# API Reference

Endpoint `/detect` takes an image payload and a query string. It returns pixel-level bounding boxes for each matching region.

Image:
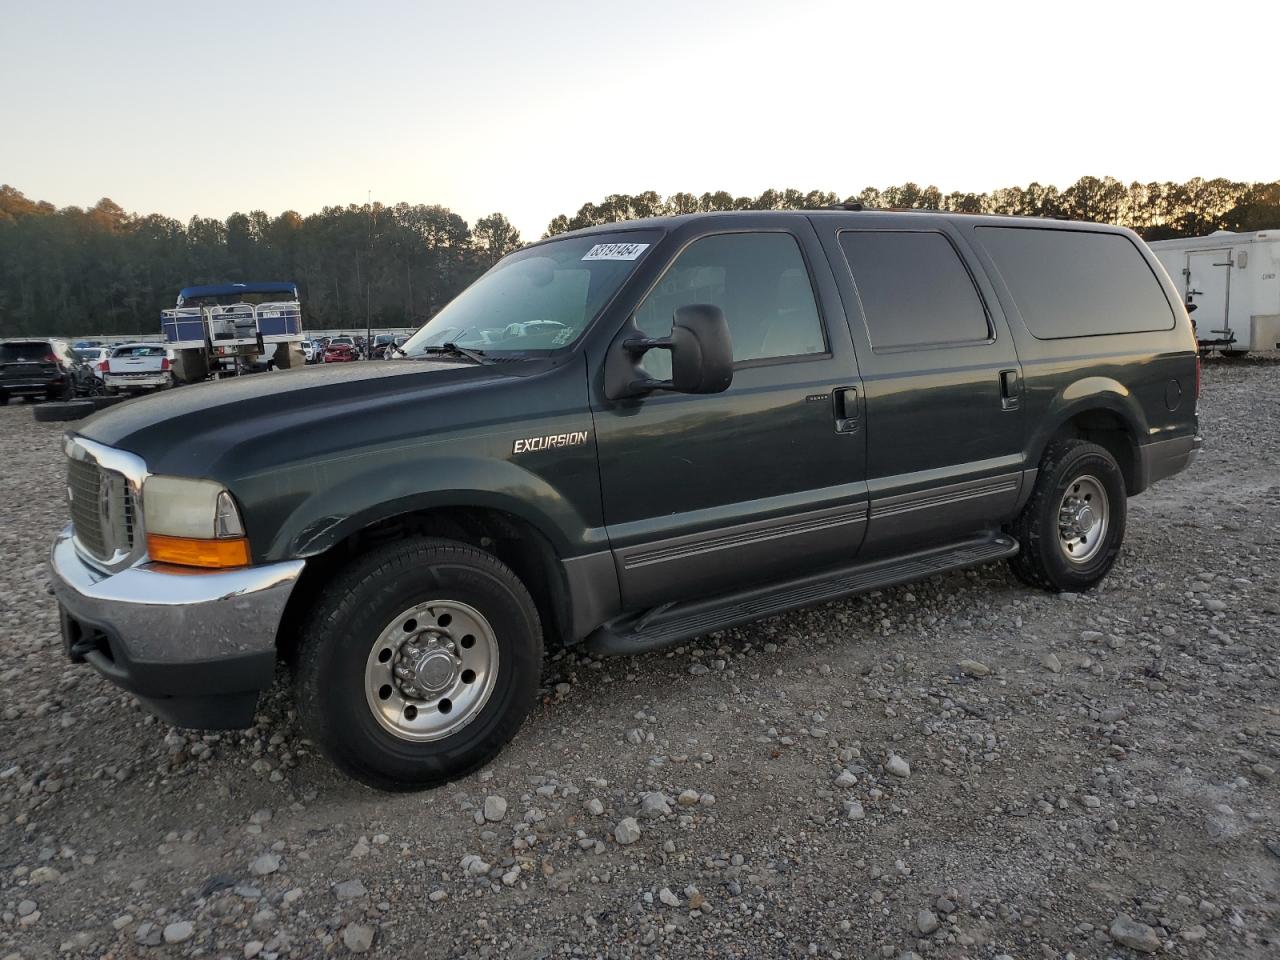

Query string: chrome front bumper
[49,525,305,727]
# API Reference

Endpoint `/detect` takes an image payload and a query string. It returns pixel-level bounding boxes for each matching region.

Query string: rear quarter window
[976,227,1175,339]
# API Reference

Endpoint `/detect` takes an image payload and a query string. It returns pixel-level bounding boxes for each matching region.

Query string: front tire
[294,537,542,791]
[1008,440,1127,592]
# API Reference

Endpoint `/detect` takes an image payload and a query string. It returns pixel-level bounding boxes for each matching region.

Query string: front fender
[243,454,603,564]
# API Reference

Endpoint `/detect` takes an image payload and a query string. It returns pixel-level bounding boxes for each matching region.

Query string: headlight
[142,476,250,568]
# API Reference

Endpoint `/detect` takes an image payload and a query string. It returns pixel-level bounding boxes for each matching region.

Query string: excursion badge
[512,431,589,454]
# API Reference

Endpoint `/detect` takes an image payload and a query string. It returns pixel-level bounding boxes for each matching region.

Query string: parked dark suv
[48,210,1200,789]
[1,338,81,403]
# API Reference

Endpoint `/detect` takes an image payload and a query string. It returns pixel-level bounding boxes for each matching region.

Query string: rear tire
[1008,439,1126,592]
[293,537,543,791]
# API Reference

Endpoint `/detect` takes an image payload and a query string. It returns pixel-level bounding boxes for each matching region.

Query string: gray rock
[615,817,642,845]
[1042,652,1062,673]
[640,791,672,817]
[162,921,194,944]
[957,658,990,677]
[1109,914,1160,953]
[658,886,680,906]
[249,853,280,876]
[28,865,61,884]
[885,754,911,778]
[333,879,368,900]
[585,798,605,816]
[917,908,940,934]
[342,923,376,953]
[483,795,508,822]
[844,800,866,820]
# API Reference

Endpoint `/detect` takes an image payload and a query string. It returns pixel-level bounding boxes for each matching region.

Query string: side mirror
[605,304,734,400]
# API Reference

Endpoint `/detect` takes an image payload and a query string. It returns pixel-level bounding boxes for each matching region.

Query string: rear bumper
[1138,433,1202,490]
[49,525,304,728]
[104,374,169,389]
[1,378,60,394]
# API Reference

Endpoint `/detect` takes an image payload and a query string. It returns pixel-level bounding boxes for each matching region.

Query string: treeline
[3,176,1278,338]
[544,176,1280,240]
[0,185,521,337]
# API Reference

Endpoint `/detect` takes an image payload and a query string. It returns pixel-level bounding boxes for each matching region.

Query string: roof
[177,282,298,304]
[541,208,1123,244]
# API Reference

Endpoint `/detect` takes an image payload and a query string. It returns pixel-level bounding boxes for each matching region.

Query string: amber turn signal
[146,534,251,569]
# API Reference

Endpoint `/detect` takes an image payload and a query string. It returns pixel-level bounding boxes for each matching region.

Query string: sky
[3,0,1277,240]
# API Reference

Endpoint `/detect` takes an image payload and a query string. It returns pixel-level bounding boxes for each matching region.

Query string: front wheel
[1008,439,1127,592]
[293,537,543,791]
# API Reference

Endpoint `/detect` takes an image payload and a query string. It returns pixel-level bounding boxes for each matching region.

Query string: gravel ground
[1,361,1278,960]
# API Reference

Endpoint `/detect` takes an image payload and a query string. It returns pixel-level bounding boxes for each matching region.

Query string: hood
[75,359,522,477]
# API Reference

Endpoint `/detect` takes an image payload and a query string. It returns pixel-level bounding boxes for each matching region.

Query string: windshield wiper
[414,342,491,365]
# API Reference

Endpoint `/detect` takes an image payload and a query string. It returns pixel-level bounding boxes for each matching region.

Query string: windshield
[401,230,661,357]
[112,345,166,358]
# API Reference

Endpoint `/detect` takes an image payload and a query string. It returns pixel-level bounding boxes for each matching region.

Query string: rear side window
[839,232,990,350]
[976,227,1176,339]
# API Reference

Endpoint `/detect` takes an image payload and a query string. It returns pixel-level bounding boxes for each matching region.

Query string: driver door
[590,221,869,610]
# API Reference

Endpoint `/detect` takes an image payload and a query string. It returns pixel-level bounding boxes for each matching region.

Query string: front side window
[840,231,990,350]
[401,230,661,358]
[634,232,826,379]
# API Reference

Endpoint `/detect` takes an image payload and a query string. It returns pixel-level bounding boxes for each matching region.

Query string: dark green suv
[49,210,1201,790]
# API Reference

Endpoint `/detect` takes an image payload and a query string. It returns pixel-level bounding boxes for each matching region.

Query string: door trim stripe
[619,504,869,570]
[871,473,1021,518]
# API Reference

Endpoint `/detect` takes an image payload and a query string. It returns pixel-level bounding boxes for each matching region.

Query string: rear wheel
[293,537,542,791]
[1008,439,1126,592]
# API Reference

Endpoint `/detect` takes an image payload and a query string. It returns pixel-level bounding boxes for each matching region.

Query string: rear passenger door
[815,220,1025,557]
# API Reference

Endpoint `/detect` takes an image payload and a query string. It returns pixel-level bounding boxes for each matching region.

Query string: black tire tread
[33,400,95,422]
[1008,439,1124,593]
[294,536,542,791]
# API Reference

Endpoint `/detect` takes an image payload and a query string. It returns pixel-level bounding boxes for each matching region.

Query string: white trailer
[1149,230,1280,354]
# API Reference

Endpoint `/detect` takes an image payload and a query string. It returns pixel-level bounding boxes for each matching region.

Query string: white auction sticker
[582,242,650,261]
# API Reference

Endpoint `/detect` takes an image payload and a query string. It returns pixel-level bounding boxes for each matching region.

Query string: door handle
[833,386,859,432]
[999,369,1020,410]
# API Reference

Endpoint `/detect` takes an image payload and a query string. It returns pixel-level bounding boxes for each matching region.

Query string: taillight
[101,360,111,373]
[44,353,58,363]
[161,357,171,371]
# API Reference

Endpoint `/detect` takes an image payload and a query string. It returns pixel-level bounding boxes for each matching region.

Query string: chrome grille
[66,456,135,563]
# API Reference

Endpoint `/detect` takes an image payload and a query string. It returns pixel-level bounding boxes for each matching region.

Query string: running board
[585,533,1018,656]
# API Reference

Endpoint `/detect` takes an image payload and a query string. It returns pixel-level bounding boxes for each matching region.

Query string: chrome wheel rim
[363,600,499,742]
[1057,475,1109,564]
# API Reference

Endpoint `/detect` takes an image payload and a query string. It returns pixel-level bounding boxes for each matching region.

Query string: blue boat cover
[177,282,298,305]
